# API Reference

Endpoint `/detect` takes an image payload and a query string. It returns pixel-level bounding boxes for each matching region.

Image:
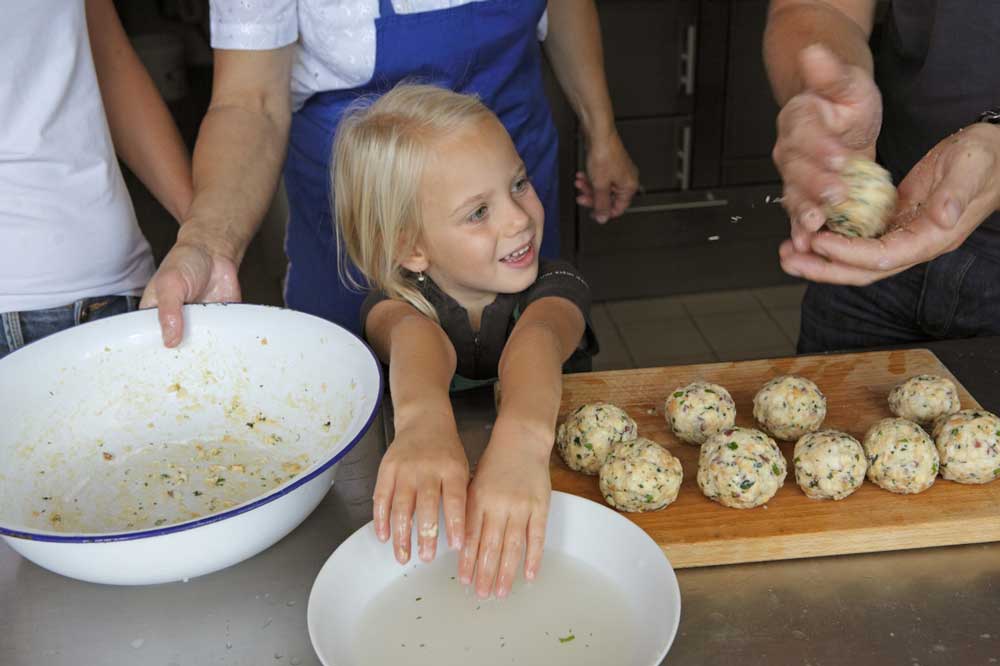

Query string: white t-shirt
[0,0,154,314]
[210,0,547,110]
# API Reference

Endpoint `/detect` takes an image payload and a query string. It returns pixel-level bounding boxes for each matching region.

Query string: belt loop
[1,311,25,351]
[73,298,87,326]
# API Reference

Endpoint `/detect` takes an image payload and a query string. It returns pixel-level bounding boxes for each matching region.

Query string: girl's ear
[399,242,430,274]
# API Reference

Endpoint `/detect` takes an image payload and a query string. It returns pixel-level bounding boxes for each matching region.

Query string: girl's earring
[417,271,426,283]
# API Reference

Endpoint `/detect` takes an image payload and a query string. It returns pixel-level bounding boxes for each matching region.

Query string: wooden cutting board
[551,349,1000,568]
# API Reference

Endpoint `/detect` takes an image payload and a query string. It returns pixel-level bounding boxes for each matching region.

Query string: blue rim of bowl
[0,303,385,544]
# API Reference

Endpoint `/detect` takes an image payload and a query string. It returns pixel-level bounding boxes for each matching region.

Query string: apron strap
[378,0,397,18]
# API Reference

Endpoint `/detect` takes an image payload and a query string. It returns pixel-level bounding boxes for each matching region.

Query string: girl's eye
[468,204,488,223]
[512,177,530,194]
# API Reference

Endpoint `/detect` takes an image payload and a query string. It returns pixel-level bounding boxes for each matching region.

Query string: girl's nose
[504,200,532,236]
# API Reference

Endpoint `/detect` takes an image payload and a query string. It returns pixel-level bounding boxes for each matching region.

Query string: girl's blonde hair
[332,83,494,322]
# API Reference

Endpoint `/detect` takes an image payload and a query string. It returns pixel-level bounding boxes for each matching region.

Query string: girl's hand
[373,413,469,565]
[458,418,552,599]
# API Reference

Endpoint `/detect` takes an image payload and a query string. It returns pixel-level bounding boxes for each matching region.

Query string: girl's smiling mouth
[499,241,536,266]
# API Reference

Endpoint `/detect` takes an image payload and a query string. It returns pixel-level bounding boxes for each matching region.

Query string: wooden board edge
[663,519,1000,569]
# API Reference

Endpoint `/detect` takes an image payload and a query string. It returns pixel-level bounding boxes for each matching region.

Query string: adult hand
[458,418,551,599]
[139,235,241,348]
[773,44,883,252]
[779,123,1000,285]
[372,413,469,566]
[573,129,639,223]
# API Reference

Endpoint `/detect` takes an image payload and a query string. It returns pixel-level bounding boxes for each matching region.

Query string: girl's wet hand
[458,424,552,599]
[372,417,469,565]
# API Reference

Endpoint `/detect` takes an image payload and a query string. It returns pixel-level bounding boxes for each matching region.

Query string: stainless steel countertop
[3,353,1000,666]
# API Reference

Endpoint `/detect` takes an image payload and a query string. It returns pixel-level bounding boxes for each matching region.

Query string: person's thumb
[799,44,867,106]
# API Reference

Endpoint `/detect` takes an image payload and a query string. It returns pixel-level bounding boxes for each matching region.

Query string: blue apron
[283,0,560,334]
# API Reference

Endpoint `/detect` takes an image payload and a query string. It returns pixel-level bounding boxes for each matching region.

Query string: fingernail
[460,574,472,585]
[450,535,462,551]
[945,198,962,227]
[525,568,535,581]
[596,214,608,224]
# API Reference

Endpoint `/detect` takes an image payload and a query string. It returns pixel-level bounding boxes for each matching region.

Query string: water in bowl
[353,549,640,665]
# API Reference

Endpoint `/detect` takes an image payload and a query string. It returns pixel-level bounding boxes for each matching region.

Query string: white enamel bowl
[0,304,382,585]
[308,491,681,666]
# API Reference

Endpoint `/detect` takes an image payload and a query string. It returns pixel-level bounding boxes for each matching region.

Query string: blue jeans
[0,295,139,360]
[798,248,1000,353]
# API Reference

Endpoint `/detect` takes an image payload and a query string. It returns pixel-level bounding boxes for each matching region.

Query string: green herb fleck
[727,442,738,450]
[673,392,684,398]
[584,443,593,450]
[559,634,576,644]
[739,479,755,490]
[772,464,781,475]
[645,494,654,502]
[215,477,226,487]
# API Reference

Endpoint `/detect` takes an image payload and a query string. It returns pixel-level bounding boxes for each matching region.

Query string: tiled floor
[591,284,806,371]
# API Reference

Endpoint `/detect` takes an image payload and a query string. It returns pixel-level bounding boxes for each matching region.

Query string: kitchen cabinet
[548,0,795,300]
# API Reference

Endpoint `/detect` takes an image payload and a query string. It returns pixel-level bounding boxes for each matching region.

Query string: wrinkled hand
[773,44,883,252]
[459,419,552,599]
[372,414,469,565]
[574,129,640,223]
[140,239,241,347]
[780,123,1000,285]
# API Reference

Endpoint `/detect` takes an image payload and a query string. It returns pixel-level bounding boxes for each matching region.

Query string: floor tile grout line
[600,303,639,369]
[753,291,799,348]
[678,301,721,362]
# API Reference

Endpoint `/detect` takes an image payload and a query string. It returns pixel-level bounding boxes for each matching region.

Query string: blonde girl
[333,84,596,599]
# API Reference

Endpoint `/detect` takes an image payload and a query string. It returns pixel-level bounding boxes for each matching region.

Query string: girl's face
[410,115,544,313]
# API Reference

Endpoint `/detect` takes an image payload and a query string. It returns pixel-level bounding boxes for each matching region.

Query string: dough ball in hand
[863,417,938,494]
[932,409,1000,485]
[697,427,787,509]
[888,374,960,424]
[753,375,827,441]
[793,430,866,500]
[556,402,638,475]
[824,157,897,239]
[599,437,683,512]
[664,381,737,445]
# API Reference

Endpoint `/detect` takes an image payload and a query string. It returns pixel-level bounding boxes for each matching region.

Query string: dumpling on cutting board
[556,403,637,475]
[599,437,683,512]
[888,374,960,424]
[793,429,866,500]
[664,381,736,445]
[931,409,1000,485]
[697,427,787,509]
[823,156,897,238]
[753,375,827,441]
[863,417,938,494]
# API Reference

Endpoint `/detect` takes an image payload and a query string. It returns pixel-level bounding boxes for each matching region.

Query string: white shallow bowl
[0,304,381,585]
[308,491,681,666]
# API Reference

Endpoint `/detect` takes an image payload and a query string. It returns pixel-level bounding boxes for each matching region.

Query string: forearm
[176,100,290,263]
[543,0,616,143]
[86,0,192,221]
[764,0,876,105]
[494,321,567,461]
[385,315,458,433]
